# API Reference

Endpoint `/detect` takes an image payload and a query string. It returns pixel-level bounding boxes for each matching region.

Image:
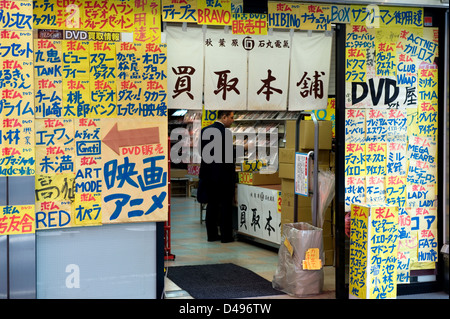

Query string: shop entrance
[164,196,336,299]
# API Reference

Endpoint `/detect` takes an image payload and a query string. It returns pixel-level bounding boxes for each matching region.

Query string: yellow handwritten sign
[232,13,267,35]
[0,205,35,235]
[197,0,232,25]
[133,0,161,43]
[349,203,369,299]
[267,1,301,29]
[365,142,386,176]
[302,248,322,270]
[299,4,331,31]
[74,192,102,226]
[162,0,197,23]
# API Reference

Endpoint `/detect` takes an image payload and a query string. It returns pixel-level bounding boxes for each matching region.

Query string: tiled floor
[163,196,336,299]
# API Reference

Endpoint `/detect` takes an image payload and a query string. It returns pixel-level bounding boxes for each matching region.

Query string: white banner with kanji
[288,31,332,110]
[237,184,281,244]
[204,27,247,110]
[247,30,291,110]
[166,25,204,110]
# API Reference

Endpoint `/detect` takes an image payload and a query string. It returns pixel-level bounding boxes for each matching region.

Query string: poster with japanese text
[0,0,33,30]
[231,13,267,35]
[197,0,232,25]
[74,118,102,226]
[288,31,332,110]
[89,41,116,118]
[34,39,63,118]
[0,205,35,235]
[101,117,168,224]
[116,42,144,117]
[162,0,198,23]
[349,203,398,299]
[166,25,204,110]
[1,118,35,176]
[368,204,398,299]
[268,2,346,30]
[33,0,161,43]
[349,203,369,299]
[298,4,331,31]
[132,0,161,43]
[267,1,301,29]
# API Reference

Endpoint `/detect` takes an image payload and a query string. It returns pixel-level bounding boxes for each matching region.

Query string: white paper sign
[294,152,312,196]
[247,30,291,110]
[167,25,204,110]
[204,27,247,110]
[288,31,332,110]
[237,184,281,244]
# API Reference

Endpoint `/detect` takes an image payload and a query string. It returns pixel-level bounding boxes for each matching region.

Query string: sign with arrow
[101,118,168,224]
[102,122,160,155]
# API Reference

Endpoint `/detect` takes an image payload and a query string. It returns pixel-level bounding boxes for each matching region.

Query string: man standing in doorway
[198,111,236,243]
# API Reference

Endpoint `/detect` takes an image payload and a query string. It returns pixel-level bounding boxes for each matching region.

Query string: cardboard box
[323,235,334,250]
[238,172,281,186]
[281,204,313,223]
[281,178,312,207]
[330,151,335,168]
[278,153,331,181]
[300,120,332,150]
[279,147,294,164]
[285,120,332,150]
[278,162,294,179]
[170,169,188,178]
[324,250,334,266]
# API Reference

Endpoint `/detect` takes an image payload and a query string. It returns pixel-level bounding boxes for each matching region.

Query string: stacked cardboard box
[279,120,335,265]
[238,171,281,186]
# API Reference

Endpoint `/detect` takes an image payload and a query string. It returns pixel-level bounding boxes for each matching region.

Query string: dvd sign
[65,30,88,40]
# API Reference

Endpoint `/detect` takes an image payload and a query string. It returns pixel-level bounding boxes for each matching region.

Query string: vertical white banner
[288,31,332,110]
[247,30,290,110]
[167,25,204,110]
[204,27,247,110]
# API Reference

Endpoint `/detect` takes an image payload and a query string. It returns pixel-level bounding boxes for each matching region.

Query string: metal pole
[294,111,319,227]
[311,112,319,227]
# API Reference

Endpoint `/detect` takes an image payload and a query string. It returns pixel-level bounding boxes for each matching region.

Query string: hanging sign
[294,151,312,196]
[288,31,332,110]
[197,0,232,25]
[247,30,290,110]
[231,13,267,35]
[167,25,204,110]
[203,27,247,110]
[162,0,197,23]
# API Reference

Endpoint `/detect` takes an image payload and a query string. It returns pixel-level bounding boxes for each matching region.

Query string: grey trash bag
[272,222,324,297]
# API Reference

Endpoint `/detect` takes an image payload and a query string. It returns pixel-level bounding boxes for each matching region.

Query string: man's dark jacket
[198,121,235,203]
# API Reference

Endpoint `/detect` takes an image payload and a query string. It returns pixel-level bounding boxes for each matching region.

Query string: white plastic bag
[316,170,335,228]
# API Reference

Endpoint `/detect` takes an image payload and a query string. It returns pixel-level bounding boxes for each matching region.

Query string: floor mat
[167,263,284,299]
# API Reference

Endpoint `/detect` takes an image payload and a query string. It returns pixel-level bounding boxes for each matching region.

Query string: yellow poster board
[0,205,35,235]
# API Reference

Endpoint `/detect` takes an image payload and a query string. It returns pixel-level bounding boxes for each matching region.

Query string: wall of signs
[1,0,168,236]
[344,7,440,286]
